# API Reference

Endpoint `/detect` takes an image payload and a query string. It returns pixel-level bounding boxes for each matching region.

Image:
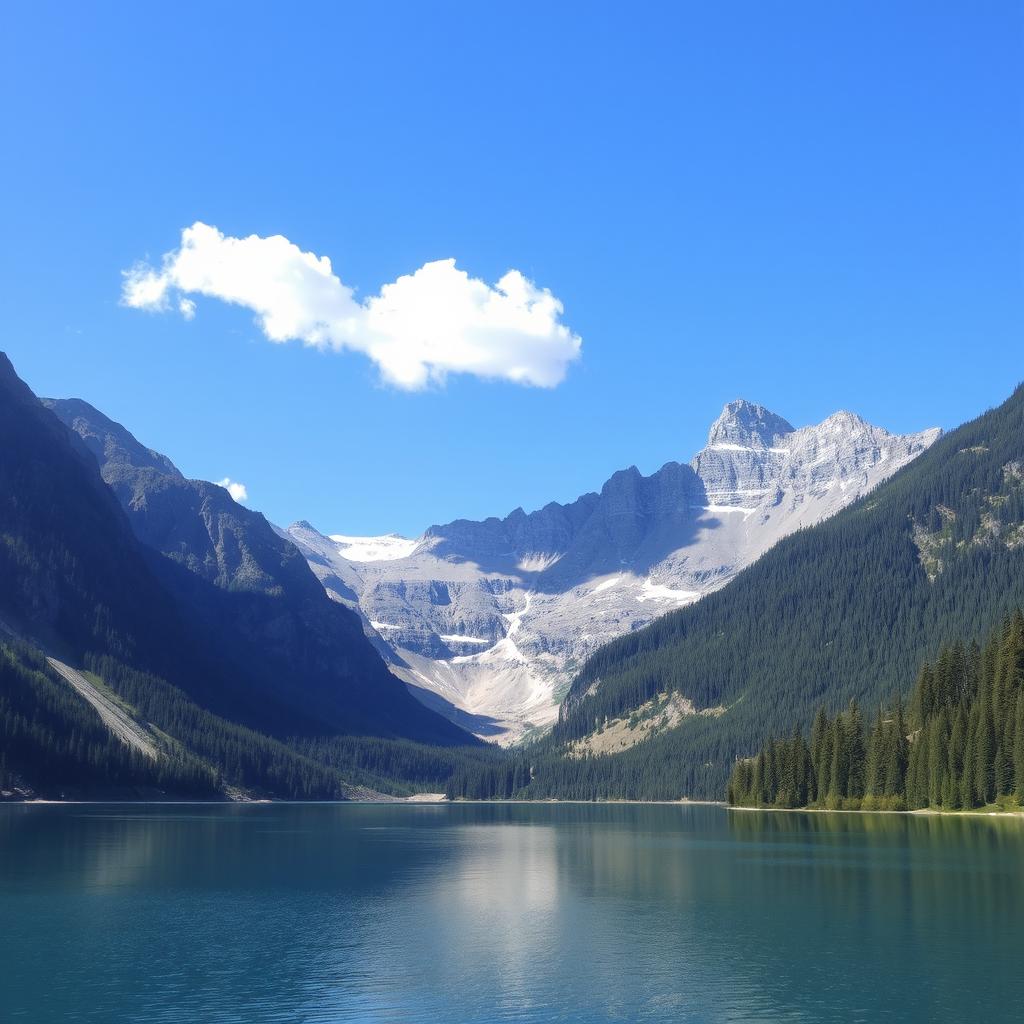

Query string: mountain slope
[505,383,1024,799]
[44,396,472,747]
[0,351,486,798]
[288,401,938,741]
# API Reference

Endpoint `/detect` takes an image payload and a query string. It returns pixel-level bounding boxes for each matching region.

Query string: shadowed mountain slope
[42,394,473,747]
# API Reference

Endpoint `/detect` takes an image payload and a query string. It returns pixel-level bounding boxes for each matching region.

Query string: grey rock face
[288,402,941,744]
[44,398,308,595]
[707,399,795,449]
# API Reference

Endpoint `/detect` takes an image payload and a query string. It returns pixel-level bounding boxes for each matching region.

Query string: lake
[0,802,1020,1022]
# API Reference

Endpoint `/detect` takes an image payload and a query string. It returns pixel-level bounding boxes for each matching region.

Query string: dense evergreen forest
[729,611,1024,811]
[0,643,216,798]
[0,638,496,801]
[295,735,505,795]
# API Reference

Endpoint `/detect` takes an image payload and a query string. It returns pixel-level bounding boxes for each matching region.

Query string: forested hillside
[0,352,482,799]
[0,637,497,800]
[729,610,1024,811]
[0,641,215,798]
[449,383,1024,801]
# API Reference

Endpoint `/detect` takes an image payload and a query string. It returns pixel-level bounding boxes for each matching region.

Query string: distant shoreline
[10,798,1022,817]
[729,804,1024,819]
[3,797,729,807]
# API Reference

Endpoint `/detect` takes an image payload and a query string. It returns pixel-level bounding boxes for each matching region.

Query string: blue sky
[2,2,1021,536]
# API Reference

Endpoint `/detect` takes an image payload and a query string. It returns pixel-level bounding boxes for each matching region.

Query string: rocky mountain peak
[41,398,183,480]
[707,400,795,450]
[815,409,872,436]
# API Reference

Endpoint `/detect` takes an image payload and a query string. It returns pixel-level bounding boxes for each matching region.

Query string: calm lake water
[1,802,1021,1023]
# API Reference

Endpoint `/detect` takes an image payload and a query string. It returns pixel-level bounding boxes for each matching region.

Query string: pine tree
[828,716,848,804]
[946,708,967,809]
[865,706,884,798]
[809,707,829,804]
[1014,692,1024,804]
[906,724,928,809]
[845,701,866,800]
[974,690,995,806]
[884,699,910,797]
[927,713,949,808]
[750,751,764,807]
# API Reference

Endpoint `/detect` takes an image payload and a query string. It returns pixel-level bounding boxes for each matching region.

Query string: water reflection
[1,803,1021,1023]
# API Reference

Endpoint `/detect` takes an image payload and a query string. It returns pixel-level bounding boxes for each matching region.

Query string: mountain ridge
[287,398,940,742]
[42,393,474,747]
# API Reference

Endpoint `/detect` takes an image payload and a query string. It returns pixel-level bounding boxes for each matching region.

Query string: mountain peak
[817,409,872,434]
[707,400,794,450]
[43,397,184,480]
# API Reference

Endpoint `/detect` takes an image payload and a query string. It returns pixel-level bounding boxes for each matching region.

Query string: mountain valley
[287,401,940,742]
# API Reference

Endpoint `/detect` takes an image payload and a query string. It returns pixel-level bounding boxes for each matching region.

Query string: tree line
[729,610,1024,810]
[538,382,1024,800]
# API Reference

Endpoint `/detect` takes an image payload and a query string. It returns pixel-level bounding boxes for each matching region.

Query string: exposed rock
[288,401,941,744]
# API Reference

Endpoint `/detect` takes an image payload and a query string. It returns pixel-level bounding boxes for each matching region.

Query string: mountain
[0,352,486,799]
[43,396,472,747]
[287,401,940,742]
[0,354,185,670]
[468,382,1024,801]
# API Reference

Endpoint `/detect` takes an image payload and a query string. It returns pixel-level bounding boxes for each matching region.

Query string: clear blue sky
[2,2,1021,536]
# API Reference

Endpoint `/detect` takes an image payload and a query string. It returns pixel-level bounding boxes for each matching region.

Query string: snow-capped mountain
[286,401,941,743]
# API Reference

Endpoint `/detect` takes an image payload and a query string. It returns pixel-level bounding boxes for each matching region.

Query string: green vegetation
[729,610,1024,811]
[0,352,485,799]
[83,652,380,799]
[0,642,215,797]
[549,385,1024,800]
[0,634,506,801]
[298,735,507,797]
[449,384,1024,802]
[446,752,532,800]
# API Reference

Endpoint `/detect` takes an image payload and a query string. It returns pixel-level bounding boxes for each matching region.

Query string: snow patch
[591,576,622,594]
[701,505,758,515]
[707,444,790,455]
[517,552,563,572]
[330,533,420,562]
[636,580,701,604]
[440,634,490,645]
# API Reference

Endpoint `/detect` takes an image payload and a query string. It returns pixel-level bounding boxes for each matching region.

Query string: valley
[288,401,939,741]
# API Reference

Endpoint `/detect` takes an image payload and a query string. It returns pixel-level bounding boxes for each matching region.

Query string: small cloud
[121,222,582,390]
[216,477,248,502]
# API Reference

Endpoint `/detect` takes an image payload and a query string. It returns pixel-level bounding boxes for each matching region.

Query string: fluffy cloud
[122,222,582,389]
[216,477,248,502]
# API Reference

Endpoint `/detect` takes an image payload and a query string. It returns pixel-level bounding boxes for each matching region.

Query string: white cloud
[121,222,582,389]
[215,477,248,502]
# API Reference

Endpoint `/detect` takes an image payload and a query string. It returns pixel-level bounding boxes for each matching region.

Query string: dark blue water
[0,802,1020,1023]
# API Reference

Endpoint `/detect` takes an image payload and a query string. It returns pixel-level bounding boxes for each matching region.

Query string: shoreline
[729,804,1024,819]
[7,798,1021,817]
[3,797,728,807]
